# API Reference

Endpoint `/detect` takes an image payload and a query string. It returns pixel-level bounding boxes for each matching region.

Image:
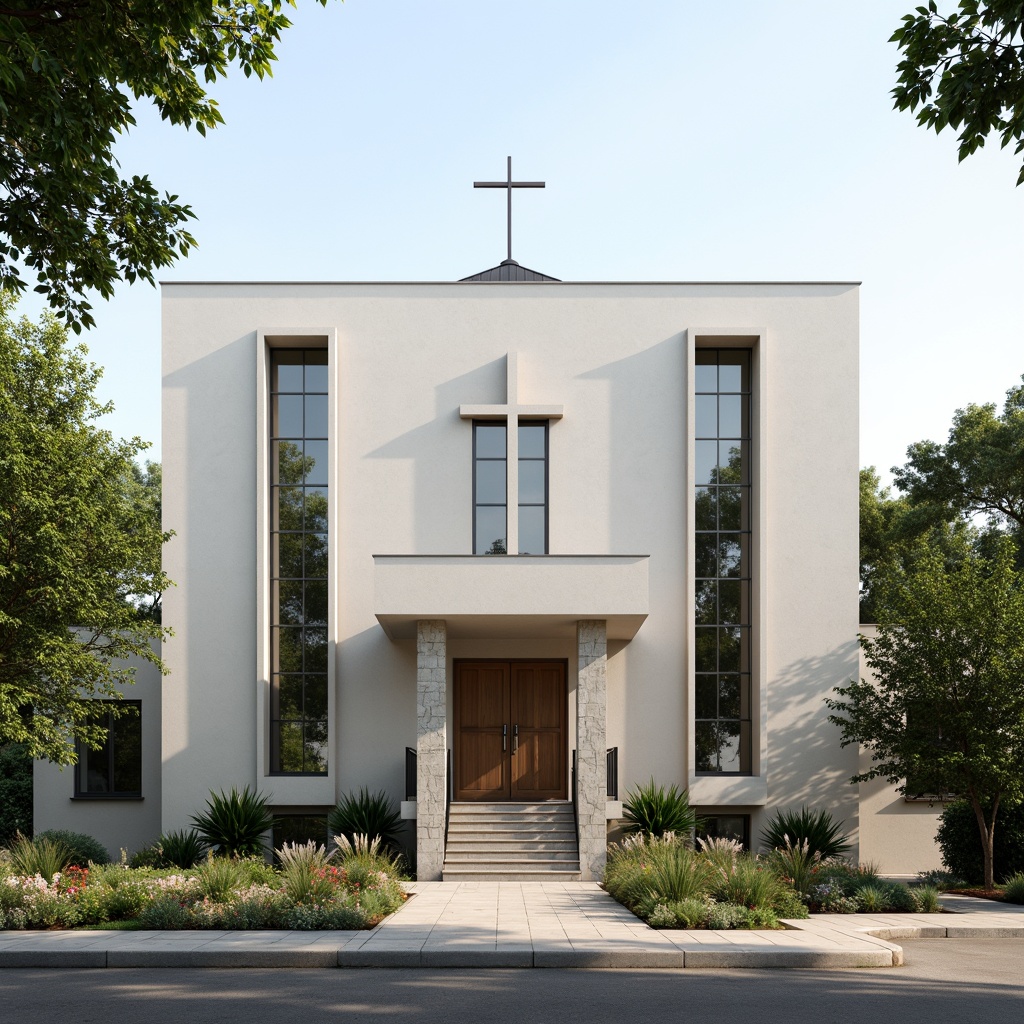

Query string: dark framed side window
[74,702,142,798]
[473,422,507,554]
[697,814,751,850]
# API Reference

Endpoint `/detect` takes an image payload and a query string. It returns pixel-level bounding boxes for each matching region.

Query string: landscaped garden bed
[0,787,409,931]
[603,790,945,930]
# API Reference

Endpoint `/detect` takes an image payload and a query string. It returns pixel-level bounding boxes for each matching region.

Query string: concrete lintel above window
[459,404,563,420]
[688,774,767,807]
[373,554,649,641]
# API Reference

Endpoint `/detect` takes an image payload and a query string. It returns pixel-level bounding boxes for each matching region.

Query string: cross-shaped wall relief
[460,353,563,555]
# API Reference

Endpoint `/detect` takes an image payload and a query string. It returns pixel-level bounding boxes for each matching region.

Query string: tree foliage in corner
[829,542,1024,889]
[891,2,1024,185]
[0,297,171,764]
[0,1,330,331]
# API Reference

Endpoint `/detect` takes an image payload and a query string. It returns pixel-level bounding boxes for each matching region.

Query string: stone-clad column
[576,619,607,881]
[416,619,448,881]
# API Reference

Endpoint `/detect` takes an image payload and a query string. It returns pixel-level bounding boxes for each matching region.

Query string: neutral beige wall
[161,282,860,838]
[856,624,943,874]
[33,651,163,861]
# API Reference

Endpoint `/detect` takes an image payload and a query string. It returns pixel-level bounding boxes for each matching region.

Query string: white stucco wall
[159,280,860,845]
[33,650,163,861]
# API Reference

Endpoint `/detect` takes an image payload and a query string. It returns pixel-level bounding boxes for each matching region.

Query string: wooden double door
[453,661,568,801]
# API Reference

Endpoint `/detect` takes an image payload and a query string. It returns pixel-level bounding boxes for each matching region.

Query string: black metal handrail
[606,747,619,800]
[405,747,416,801]
[444,748,452,843]
[570,749,579,850]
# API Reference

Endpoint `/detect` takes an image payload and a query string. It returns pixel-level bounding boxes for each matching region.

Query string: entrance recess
[454,661,567,801]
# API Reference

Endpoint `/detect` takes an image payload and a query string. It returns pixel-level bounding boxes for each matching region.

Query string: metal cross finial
[474,156,545,263]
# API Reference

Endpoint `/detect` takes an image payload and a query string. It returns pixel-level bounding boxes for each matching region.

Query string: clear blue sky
[16,1,1024,483]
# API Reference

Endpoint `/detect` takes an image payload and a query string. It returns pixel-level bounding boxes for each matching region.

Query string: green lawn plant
[190,786,273,858]
[1003,873,1024,904]
[621,778,700,839]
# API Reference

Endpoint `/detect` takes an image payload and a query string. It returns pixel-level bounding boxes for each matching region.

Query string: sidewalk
[1,884,1022,970]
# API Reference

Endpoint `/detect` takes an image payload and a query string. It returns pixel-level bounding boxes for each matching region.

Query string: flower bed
[603,835,943,929]
[0,840,408,931]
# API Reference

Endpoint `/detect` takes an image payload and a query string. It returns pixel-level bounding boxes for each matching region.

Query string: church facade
[33,265,944,877]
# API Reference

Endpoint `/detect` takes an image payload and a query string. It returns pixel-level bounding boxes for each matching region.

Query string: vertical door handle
[502,724,507,751]
[512,724,519,754]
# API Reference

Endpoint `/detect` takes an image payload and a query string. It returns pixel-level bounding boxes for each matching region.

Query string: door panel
[454,661,566,802]
[511,663,567,800]
[454,663,510,800]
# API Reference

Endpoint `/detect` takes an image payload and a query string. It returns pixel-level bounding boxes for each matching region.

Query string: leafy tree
[0,297,171,764]
[891,2,1024,185]
[892,375,1024,546]
[0,1,330,331]
[0,742,32,843]
[828,542,1024,889]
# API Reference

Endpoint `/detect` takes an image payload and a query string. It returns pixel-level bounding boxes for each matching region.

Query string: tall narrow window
[518,422,548,554]
[694,349,752,774]
[474,423,507,554]
[270,349,328,774]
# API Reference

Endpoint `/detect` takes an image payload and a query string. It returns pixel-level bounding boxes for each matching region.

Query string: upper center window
[473,421,548,555]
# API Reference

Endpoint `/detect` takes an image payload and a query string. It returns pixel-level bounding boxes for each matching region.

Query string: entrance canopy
[373,554,649,641]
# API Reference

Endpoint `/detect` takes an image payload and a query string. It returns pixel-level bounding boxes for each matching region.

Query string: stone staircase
[442,801,581,880]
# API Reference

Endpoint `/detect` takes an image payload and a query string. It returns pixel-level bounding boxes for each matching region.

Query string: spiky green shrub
[712,855,790,911]
[6,834,72,880]
[913,884,942,912]
[767,837,823,897]
[696,835,742,875]
[621,779,700,839]
[34,830,110,866]
[1003,872,1024,904]
[884,882,919,913]
[278,841,337,904]
[158,829,206,868]
[759,807,852,860]
[194,853,247,902]
[855,884,888,912]
[327,789,403,850]
[190,786,273,857]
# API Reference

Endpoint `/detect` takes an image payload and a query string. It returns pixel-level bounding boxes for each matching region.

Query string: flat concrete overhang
[373,554,649,641]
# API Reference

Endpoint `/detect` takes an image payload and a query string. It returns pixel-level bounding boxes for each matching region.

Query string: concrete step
[445,839,578,853]
[447,820,575,833]
[444,850,580,862]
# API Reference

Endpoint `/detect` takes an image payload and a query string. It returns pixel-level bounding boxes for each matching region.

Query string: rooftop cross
[474,156,545,264]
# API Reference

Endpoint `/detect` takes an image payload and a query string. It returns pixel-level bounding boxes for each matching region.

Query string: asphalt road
[1,939,1021,1024]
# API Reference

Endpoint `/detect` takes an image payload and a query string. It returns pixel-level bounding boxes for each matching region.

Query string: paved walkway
[1,885,1022,970]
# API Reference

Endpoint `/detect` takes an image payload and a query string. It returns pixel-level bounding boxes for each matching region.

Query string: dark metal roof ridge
[162,279,863,286]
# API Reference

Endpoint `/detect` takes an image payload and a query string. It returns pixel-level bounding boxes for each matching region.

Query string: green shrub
[913,884,942,912]
[6,834,72,880]
[128,846,163,869]
[621,779,700,839]
[767,838,823,897]
[668,897,710,928]
[158,829,206,868]
[773,888,810,919]
[278,841,337,904]
[645,903,677,928]
[604,834,715,911]
[706,902,750,929]
[327,789,403,850]
[711,855,789,912]
[190,786,273,858]
[137,895,193,930]
[34,830,110,867]
[854,883,888,912]
[936,800,1024,885]
[807,879,860,913]
[1003,872,1024,904]
[0,744,33,845]
[884,882,919,913]
[916,868,968,889]
[759,807,852,859]
[194,853,247,902]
